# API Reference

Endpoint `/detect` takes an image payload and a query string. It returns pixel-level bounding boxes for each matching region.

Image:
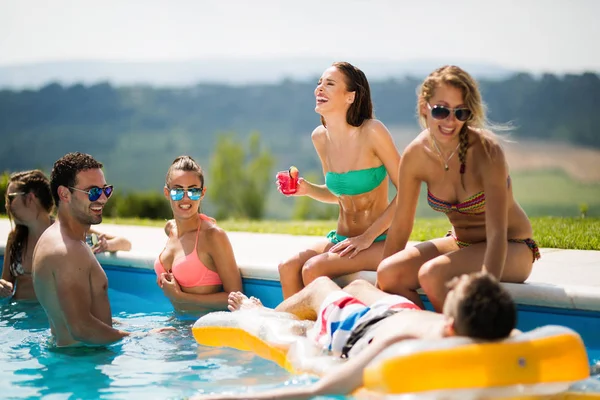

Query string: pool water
[0,262,599,399]
[0,295,318,400]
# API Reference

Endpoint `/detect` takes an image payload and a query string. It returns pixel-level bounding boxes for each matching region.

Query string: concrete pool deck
[1,219,599,312]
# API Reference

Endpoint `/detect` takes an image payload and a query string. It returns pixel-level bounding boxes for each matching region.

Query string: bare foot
[149,326,177,334]
[227,292,263,312]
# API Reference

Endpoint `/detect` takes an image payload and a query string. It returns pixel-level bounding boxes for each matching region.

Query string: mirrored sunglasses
[169,187,203,201]
[69,185,114,202]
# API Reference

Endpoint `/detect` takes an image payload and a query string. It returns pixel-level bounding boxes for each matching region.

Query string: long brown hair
[321,61,373,128]
[5,170,54,272]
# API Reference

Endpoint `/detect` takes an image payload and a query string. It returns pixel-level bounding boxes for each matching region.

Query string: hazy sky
[1,0,599,73]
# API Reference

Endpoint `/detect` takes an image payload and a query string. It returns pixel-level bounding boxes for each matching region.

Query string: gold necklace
[431,136,460,171]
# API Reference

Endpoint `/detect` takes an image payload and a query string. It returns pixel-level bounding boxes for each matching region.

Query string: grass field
[510,170,600,217]
[99,216,600,251]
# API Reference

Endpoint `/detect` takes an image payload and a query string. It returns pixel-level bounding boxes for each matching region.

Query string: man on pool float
[194,272,516,399]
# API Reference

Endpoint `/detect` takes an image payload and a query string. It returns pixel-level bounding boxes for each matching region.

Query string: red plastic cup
[277,169,298,195]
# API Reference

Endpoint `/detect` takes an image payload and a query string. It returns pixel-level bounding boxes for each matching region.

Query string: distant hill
[0,72,599,218]
[0,58,516,89]
[1,72,598,203]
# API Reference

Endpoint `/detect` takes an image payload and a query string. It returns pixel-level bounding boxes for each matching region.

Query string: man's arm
[192,335,413,400]
[310,334,413,397]
[52,252,129,345]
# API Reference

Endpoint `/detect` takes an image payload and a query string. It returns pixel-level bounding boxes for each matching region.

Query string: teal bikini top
[325,164,387,196]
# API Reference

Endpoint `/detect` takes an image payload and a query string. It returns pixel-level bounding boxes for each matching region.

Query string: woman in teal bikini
[377,65,539,312]
[277,61,401,299]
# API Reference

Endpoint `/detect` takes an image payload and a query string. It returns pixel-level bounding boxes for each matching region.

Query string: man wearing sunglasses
[32,152,132,346]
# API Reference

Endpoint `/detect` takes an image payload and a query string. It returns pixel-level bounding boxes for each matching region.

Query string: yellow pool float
[192,311,594,398]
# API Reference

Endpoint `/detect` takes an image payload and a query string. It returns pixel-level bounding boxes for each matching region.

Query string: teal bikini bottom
[326,230,387,244]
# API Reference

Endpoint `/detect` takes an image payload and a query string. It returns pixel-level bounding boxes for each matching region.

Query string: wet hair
[417,65,502,186]
[5,170,54,274]
[321,61,373,128]
[453,273,517,340]
[165,155,204,188]
[50,152,103,206]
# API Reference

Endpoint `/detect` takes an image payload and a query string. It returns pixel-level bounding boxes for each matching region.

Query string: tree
[0,171,9,214]
[209,132,274,220]
[242,132,275,219]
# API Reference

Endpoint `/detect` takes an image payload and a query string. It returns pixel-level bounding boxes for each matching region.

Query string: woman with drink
[275,61,401,299]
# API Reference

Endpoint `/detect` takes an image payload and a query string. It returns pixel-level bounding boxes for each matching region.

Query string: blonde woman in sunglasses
[154,156,242,313]
[376,65,539,312]
[1,170,54,301]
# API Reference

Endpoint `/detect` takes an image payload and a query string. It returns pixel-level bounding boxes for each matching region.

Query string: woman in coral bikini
[154,156,242,312]
[377,65,539,312]
[277,62,401,299]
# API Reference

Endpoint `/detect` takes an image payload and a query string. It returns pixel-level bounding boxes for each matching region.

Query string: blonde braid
[458,125,469,175]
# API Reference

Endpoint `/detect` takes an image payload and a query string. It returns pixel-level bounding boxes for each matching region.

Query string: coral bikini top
[154,214,222,287]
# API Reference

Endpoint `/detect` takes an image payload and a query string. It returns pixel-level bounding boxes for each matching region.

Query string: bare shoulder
[34,227,67,265]
[33,244,67,277]
[311,125,328,160]
[362,119,390,135]
[383,309,443,339]
[204,223,231,246]
[401,130,429,161]
[471,128,506,167]
[33,226,88,273]
[311,125,327,144]
[203,224,235,264]
[362,119,395,145]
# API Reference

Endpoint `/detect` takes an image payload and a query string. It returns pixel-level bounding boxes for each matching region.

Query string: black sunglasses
[428,103,472,122]
[69,185,114,202]
[6,192,26,205]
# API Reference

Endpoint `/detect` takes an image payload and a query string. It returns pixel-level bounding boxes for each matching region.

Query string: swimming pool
[0,273,312,399]
[1,260,599,399]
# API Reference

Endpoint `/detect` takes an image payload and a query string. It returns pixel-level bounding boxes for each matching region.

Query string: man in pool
[33,153,132,346]
[196,272,516,399]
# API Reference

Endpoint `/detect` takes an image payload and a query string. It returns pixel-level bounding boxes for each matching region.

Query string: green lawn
[98,216,600,251]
